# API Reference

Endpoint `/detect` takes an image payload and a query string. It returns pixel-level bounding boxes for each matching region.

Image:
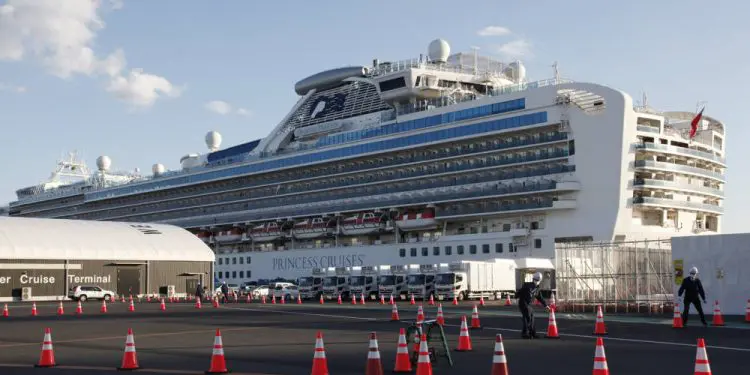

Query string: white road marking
[223,305,750,352]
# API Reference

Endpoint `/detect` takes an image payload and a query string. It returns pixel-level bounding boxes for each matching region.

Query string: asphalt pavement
[0,298,747,374]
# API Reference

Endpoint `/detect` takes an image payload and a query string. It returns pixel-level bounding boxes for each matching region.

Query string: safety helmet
[689,267,698,276]
[532,272,543,283]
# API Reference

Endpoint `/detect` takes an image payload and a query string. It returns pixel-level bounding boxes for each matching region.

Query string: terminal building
[0,217,215,302]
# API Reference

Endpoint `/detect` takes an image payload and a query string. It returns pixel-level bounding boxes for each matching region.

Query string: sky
[0,0,747,233]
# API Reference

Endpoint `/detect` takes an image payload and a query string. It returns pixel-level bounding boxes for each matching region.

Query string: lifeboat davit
[214,227,244,242]
[293,217,334,239]
[395,208,437,231]
[249,222,283,242]
[196,231,211,243]
[340,212,386,236]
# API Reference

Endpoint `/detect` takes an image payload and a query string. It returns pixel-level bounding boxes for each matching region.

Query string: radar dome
[205,131,222,152]
[505,61,527,82]
[428,39,450,63]
[96,155,112,171]
[152,163,166,175]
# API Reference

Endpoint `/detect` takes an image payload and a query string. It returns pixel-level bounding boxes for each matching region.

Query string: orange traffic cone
[455,315,473,351]
[365,332,383,375]
[416,305,425,325]
[101,300,108,313]
[272,295,277,304]
[593,337,609,375]
[246,294,251,303]
[213,297,220,308]
[35,328,56,368]
[393,328,412,373]
[546,308,560,338]
[415,333,432,375]
[121,296,125,303]
[711,300,725,326]
[549,293,557,311]
[436,304,445,326]
[195,298,202,309]
[75,301,83,315]
[504,294,512,306]
[261,295,266,304]
[118,328,140,370]
[389,294,395,305]
[428,294,435,306]
[745,299,750,323]
[147,295,151,303]
[490,334,509,375]
[337,294,342,305]
[380,295,385,305]
[391,304,400,322]
[452,296,458,305]
[160,298,166,311]
[2,303,8,317]
[206,329,229,374]
[410,295,416,305]
[320,295,324,304]
[470,304,482,329]
[57,301,64,315]
[311,332,329,375]
[360,294,366,305]
[297,294,303,304]
[31,302,38,316]
[694,338,712,375]
[672,304,684,328]
[593,305,607,335]
[352,294,357,305]
[480,296,485,307]
[128,299,135,312]
[281,294,287,304]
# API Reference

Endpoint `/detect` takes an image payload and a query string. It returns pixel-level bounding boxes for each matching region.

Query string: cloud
[0,82,27,93]
[205,100,251,117]
[493,40,533,59]
[477,26,512,37]
[0,0,180,107]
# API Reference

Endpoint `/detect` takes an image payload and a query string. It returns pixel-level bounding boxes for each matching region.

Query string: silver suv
[68,285,115,302]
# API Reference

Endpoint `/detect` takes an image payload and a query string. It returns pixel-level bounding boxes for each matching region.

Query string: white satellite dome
[205,131,222,152]
[505,60,527,82]
[428,39,450,63]
[96,155,112,171]
[152,163,166,175]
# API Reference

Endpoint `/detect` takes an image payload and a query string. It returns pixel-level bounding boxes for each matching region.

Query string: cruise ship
[7,39,726,283]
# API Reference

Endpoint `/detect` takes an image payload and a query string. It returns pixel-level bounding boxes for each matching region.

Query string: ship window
[495,243,503,253]
[421,247,428,256]
[218,258,223,265]
[433,247,440,256]
[239,257,244,265]
[247,270,251,278]
[531,221,539,230]
[217,272,222,278]
[247,257,251,264]
[482,244,490,254]
[239,271,244,278]
[457,246,464,255]
[232,258,237,265]
[410,248,417,257]
[535,239,542,248]
[470,245,477,254]
[232,271,237,278]
[508,243,515,252]
[445,246,452,255]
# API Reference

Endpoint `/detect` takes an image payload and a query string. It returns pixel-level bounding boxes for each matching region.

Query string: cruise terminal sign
[0,273,112,285]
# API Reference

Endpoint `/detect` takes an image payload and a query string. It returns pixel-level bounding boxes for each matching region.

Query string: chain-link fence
[553,239,675,315]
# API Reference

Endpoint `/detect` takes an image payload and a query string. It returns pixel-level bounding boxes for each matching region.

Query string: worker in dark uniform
[195,283,203,301]
[517,272,550,339]
[678,266,707,326]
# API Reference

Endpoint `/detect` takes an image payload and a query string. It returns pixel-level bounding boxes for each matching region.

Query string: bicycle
[404,319,454,367]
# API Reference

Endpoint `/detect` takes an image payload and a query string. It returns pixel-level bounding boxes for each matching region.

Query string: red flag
[689,107,704,138]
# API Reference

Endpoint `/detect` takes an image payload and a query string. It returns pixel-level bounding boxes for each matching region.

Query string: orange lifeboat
[292,217,334,239]
[249,222,283,242]
[395,208,437,231]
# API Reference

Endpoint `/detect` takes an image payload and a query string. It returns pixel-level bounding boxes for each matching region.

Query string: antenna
[551,61,560,82]
[470,46,480,75]
[642,92,648,107]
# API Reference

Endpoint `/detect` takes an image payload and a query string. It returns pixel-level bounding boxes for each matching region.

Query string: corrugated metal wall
[0,258,211,301]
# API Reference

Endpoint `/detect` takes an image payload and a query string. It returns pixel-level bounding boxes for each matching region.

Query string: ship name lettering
[272,254,365,271]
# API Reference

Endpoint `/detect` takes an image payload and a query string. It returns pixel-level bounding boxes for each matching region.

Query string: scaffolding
[554,239,674,314]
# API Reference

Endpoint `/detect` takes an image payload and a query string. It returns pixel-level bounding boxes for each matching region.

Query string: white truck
[407,264,441,300]
[348,266,380,301]
[321,266,351,300]
[297,268,326,300]
[434,259,519,301]
[378,265,409,300]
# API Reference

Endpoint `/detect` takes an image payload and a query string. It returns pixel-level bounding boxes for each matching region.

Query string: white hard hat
[689,267,698,275]
[532,272,543,281]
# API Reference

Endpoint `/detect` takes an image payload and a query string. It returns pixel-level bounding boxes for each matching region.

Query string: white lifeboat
[293,217,334,239]
[214,227,244,242]
[250,222,283,242]
[340,212,387,236]
[196,231,211,243]
[395,208,437,231]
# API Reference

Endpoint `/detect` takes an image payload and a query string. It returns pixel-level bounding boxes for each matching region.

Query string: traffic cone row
[391,304,400,321]
[593,305,607,335]
[455,315,473,351]
[436,304,445,326]
[470,304,482,329]
[416,305,425,325]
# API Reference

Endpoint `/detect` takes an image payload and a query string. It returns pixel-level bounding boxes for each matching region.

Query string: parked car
[251,285,271,298]
[272,285,300,301]
[68,285,115,302]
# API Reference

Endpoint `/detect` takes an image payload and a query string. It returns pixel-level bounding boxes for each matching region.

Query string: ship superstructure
[7,39,726,282]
